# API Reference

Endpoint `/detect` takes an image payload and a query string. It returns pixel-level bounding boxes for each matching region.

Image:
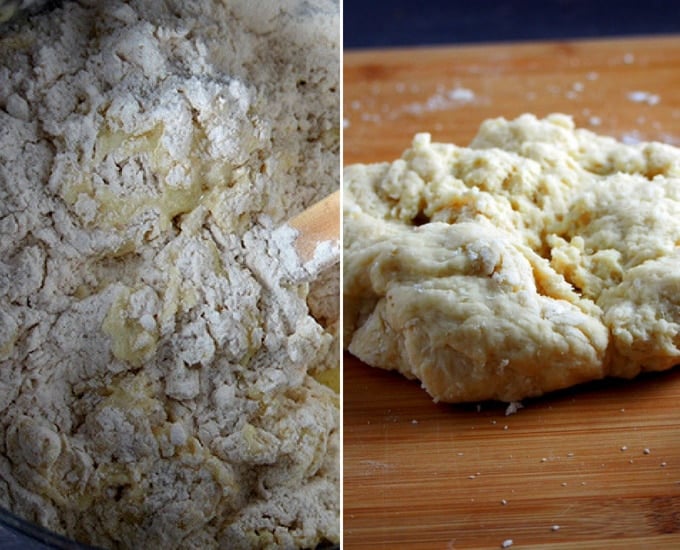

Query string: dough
[343,114,680,403]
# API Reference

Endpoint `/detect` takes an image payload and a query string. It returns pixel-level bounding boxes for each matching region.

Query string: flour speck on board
[0,1,340,549]
[621,131,644,144]
[449,87,476,102]
[627,90,660,105]
[505,401,524,416]
[403,86,477,115]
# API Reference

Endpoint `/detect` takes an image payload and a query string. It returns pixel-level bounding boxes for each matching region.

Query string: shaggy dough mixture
[344,114,680,403]
[0,1,339,548]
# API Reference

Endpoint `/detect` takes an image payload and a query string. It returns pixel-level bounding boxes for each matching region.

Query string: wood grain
[343,36,680,549]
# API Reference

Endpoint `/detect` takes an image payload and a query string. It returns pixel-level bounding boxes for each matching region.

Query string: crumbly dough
[0,1,339,548]
[344,114,680,403]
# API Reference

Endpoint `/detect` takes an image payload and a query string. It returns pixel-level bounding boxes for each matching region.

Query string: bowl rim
[0,505,100,549]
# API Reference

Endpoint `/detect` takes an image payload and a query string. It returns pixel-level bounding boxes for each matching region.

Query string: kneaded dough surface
[344,114,680,403]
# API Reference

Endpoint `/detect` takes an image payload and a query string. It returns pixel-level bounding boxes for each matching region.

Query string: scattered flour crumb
[403,86,476,115]
[627,91,660,105]
[501,539,514,548]
[621,131,643,145]
[505,401,524,416]
[361,112,382,123]
[449,87,476,102]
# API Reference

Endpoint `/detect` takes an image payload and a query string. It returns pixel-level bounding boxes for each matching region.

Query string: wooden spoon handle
[288,190,340,263]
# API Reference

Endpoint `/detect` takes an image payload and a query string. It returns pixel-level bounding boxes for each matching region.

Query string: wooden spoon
[288,189,340,266]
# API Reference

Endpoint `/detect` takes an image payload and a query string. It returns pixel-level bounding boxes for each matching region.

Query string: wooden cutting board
[343,36,680,549]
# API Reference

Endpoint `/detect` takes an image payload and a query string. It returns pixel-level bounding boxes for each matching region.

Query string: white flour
[0,1,339,548]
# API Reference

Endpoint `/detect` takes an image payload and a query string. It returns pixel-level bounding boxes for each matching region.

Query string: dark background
[344,0,680,48]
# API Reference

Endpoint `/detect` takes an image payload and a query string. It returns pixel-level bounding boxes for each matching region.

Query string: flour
[403,85,477,115]
[0,1,339,548]
[627,90,660,105]
[272,224,340,284]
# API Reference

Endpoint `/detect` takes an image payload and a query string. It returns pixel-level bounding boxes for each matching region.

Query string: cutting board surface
[343,36,680,549]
